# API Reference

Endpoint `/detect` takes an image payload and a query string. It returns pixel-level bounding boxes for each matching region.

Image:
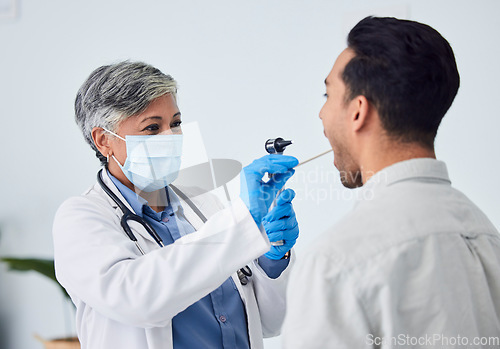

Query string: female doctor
[53,61,299,349]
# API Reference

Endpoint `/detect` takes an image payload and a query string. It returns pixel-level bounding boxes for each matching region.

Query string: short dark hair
[343,16,460,147]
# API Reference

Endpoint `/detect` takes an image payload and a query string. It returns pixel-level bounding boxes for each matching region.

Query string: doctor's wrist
[258,255,290,279]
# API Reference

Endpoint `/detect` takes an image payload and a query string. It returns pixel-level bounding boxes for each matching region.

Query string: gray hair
[74,61,178,165]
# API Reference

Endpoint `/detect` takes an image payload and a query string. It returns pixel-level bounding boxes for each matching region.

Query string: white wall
[1,0,499,348]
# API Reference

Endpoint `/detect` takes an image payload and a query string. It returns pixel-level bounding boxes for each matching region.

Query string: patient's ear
[350,95,371,133]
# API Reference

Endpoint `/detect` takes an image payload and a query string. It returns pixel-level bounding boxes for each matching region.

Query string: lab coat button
[219,315,227,323]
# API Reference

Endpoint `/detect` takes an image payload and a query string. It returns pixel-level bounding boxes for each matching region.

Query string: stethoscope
[97,168,253,285]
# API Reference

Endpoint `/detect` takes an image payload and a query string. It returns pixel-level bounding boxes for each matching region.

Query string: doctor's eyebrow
[140,116,162,124]
[139,112,181,124]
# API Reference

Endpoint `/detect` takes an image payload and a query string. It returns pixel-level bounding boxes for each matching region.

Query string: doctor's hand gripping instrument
[262,188,299,260]
[265,137,294,246]
[240,155,298,227]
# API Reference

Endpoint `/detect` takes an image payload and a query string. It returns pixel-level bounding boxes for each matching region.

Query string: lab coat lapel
[96,169,159,246]
[98,169,135,212]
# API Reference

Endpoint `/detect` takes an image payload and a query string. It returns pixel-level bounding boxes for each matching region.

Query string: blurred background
[1,0,499,348]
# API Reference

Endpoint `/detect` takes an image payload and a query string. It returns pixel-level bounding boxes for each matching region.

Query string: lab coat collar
[362,158,451,193]
[95,169,164,246]
[106,170,148,217]
[97,168,136,214]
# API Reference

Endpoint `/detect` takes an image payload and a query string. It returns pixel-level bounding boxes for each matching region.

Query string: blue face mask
[104,128,183,192]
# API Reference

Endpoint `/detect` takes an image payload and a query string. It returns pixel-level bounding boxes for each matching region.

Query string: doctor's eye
[143,123,160,132]
[171,121,182,134]
[323,93,328,99]
[171,120,182,128]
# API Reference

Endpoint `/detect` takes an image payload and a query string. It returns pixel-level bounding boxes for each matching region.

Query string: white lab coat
[53,169,293,349]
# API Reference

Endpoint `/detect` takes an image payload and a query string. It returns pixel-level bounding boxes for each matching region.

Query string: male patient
[282,16,500,348]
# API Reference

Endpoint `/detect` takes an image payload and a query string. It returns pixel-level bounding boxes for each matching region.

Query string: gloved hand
[262,188,299,260]
[240,154,298,226]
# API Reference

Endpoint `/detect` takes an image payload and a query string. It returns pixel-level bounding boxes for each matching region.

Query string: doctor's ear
[92,127,113,158]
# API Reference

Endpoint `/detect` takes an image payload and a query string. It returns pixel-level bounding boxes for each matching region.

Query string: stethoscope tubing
[97,169,252,284]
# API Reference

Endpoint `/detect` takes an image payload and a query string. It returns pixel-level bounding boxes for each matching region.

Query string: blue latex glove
[240,154,298,226]
[262,189,299,260]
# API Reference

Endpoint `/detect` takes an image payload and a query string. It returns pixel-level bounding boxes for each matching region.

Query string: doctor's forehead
[135,95,180,117]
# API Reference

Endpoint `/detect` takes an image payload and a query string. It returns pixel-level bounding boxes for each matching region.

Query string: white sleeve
[53,196,270,328]
[250,251,295,337]
[282,253,373,349]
